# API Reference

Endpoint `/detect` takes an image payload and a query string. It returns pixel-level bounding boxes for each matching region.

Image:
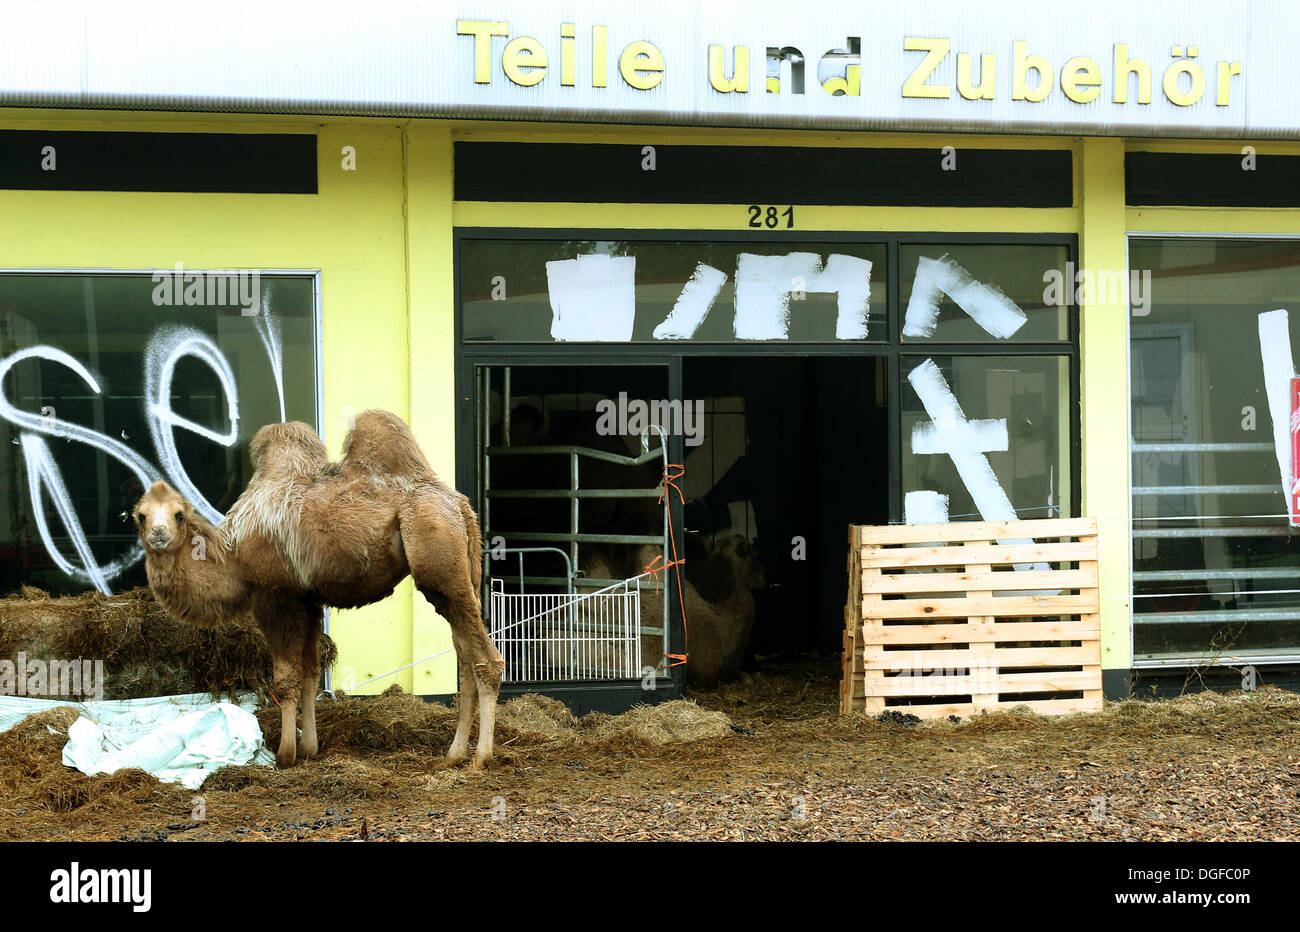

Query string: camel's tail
[460,495,483,595]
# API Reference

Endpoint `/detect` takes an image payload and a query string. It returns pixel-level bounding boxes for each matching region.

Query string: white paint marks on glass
[252,287,286,423]
[733,252,873,340]
[0,346,162,593]
[1257,309,1296,516]
[542,249,872,341]
[733,252,823,340]
[821,253,873,340]
[546,254,637,342]
[652,263,727,340]
[1,303,294,592]
[18,435,142,594]
[903,489,949,525]
[903,254,1027,340]
[907,358,1046,570]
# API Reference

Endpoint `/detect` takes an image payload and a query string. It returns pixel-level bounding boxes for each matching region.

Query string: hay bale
[583,699,735,746]
[497,694,578,746]
[298,689,457,753]
[0,587,336,700]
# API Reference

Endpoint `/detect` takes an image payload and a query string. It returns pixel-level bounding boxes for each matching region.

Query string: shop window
[899,244,1071,343]
[1129,238,1300,663]
[901,355,1072,524]
[461,239,886,343]
[458,232,1079,692]
[0,272,318,596]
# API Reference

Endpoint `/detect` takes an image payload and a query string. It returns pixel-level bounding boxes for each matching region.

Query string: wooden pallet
[840,517,1101,718]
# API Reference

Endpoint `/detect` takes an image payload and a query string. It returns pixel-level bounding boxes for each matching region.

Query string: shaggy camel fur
[133,410,504,769]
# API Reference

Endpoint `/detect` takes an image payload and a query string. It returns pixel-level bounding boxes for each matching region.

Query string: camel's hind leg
[445,649,476,766]
[297,602,323,760]
[418,587,502,768]
[404,520,504,769]
[460,601,504,769]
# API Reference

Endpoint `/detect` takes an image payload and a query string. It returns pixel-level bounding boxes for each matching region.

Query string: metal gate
[478,365,672,680]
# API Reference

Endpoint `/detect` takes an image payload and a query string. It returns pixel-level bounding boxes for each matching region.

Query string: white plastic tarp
[0,692,275,789]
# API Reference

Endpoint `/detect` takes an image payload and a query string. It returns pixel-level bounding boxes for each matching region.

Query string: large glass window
[900,243,1071,343]
[461,240,887,343]
[0,272,318,596]
[460,235,1077,529]
[902,354,1073,523]
[1129,238,1300,663]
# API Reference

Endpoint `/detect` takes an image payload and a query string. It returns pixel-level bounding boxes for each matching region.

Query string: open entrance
[473,355,888,701]
[682,356,888,660]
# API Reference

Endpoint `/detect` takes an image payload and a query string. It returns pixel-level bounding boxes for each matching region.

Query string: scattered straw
[582,700,734,746]
[3,655,1298,842]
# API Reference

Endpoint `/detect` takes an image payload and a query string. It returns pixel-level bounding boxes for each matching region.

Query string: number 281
[747,205,795,229]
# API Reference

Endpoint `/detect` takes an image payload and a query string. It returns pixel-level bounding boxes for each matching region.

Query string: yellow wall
[15,108,1264,689]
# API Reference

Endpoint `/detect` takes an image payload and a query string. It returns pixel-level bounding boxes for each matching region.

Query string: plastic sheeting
[0,692,275,789]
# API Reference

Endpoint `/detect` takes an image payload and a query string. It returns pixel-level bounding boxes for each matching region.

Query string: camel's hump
[249,420,328,473]
[341,409,435,478]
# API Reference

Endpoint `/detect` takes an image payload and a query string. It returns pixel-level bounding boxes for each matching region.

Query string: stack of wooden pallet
[841,517,1102,718]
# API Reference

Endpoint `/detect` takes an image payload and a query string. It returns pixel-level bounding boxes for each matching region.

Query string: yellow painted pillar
[1078,136,1132,686]
[405,120,459,696]
[315,122,418,695]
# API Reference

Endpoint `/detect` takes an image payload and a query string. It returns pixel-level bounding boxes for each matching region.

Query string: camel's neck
[145,518,248,625]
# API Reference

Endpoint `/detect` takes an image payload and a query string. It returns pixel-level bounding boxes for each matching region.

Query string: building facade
[3,1,1299,706]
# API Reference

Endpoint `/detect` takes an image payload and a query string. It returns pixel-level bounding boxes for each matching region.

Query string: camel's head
[132,481,193,553]
[717,535,766,591]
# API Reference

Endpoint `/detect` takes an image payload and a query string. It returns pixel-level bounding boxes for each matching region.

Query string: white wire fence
[487,577,643,683]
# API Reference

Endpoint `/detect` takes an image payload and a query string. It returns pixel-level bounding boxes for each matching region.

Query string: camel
[577,535,765,686]
[132,409,505,769]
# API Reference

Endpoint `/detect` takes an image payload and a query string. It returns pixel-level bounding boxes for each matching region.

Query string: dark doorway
[682,356,888,657]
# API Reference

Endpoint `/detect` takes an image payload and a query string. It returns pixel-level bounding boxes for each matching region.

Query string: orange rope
[643,463,689,669]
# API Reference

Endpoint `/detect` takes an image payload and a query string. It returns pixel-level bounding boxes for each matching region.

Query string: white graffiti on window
[0,315,285,593]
